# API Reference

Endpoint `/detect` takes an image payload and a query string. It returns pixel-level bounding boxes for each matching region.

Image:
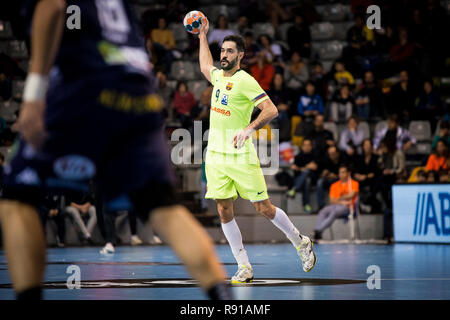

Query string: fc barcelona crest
[226,82,233,91]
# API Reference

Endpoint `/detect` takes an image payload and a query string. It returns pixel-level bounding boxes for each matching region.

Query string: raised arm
[198,17,215,83]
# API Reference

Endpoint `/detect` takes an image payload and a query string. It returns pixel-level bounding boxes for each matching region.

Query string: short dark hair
[387,114,399,124]
[223,34,245,52]
[339,164,350,172]
[441,121,450,130]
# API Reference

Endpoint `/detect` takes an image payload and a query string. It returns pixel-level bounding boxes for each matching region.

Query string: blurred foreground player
[0,0,230,300]
[198,18,316,284]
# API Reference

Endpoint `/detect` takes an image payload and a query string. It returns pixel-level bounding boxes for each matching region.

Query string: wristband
[23,73,49,102]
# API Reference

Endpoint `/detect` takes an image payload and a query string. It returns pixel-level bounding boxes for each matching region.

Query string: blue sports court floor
[0,243,449,300]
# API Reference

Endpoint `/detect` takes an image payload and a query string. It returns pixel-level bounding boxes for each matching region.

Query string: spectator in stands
[150,17,176,73]
[432,121,450,149]
[266,0,290,32]
[283,51,309,94]
[373,114,417,152]
[389,70,417,124]
[343,14,374,72]
[306,114,335,158]
[258,34,283,71]
[192,85,213,135]
[329,85,354,123]
[333,60,355,86]
[425,139,449,175]
[415,79,442,130]
[287,14,311,58]
[295,82,324,137]
[268,73,291,142]
[65,198,97,245]
[0,72,12,101]
[355,70,384,119]
[339,116,365,158]
[354,139,380,213]
[236,15,252,35]
[408,9,429,49]
[173,81,197,129]
[250,51,275,91]
[312,165,359,241]
[156,71,174,119]
[316,145,348,209]
[438,170,450,183]
[389,27,416,73]
[40,194,65,248]
[286,138,319,214]
[208,15,235,60]
[310,61,327,102]
[241,32,260,72]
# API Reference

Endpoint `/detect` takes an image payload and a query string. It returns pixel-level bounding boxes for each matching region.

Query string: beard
[221,57,238,70]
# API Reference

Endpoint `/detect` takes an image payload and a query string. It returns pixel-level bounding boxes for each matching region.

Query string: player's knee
[216,201,233,220]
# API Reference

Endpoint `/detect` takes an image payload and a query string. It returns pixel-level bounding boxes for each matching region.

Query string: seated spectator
[316,145,348,209]
[287,14,311,58]
[354,139,380,213]
[40,194,66,248]
[286,139,319,214]
[425,139,449,175]
[438,170,450,183]
[388,70,417,124]
[313,165,359,240]
[173,81,197,129]
[208,15,235,60]
[415,79,442,130]
[297,81,324,120]
[268,73,291,142]
[306,114,335,157]
[389,27,415,73]
[65,199,97,245]
[416,169,428,183]
[339,116,365,160]
[283,51,309,93]
[250,51,275,91]
[310,61,328,102]
[329,85,354,123]
[191,85,213,135]
[258,34,283,68]
[333,61,355,86]
[0,72,12,101]
[150,17,176,73]
[156,71,174,119]
[235,15,252,35]
[355,70,384,120]
[266,0,290,32]
[373,114,417,152]
[241,32,260,72]
[432,121,450,149]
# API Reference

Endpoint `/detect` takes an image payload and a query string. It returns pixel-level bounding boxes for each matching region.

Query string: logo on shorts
[226,82,233,91]
[257,191,264,195]
[53,155,96,180]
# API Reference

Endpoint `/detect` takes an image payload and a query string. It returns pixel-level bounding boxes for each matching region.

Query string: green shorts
[205,150,268,201]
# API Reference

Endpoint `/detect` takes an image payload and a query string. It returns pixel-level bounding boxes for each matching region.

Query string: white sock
[221,219,250,267]
[271,207,302,248]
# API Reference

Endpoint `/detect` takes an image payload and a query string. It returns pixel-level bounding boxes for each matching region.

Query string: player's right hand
[199,16,209,36]
[13,100,47,150]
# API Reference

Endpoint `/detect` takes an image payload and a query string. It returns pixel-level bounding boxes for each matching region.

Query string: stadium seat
[311,40,345,60]
[8,40,28,59]
[0,21,13,39]
[434,120,442,137]
[405,142,432,155]
[253,23,275,39]
[169,23,188,42]
[12,80,24,100]
[409,121,431,141]
[333,22,353,40]
[0,101,19,122]
[374,120,387,135]
[277,23,293,42]
[310,22,334,41]
[359,121,371,139]
[324,121,338,141]
[170,61,197,81]
[315,4,351,22]
[187,80,209,101]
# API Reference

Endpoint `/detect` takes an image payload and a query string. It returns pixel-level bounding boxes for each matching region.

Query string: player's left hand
[232,128,254,149]
[13,100,47,150]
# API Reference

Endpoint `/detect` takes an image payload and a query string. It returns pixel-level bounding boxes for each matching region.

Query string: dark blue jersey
[23,0,154,90]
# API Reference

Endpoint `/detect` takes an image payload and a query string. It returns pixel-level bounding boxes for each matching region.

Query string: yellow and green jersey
[208,68,269,154]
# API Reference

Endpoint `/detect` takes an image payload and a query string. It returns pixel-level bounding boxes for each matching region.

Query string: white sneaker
[231,265,254,284]
[150,235,162,245]
[100,242,115,254]
[297,235,317,272]
[131,235,143,246]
